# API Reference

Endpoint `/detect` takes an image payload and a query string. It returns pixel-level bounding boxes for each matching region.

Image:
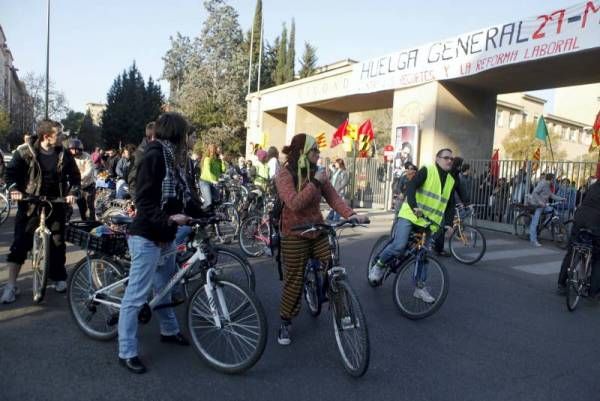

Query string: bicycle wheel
[67,256,126,340]
[449,224,486,265]
[514,213,531,240]
[366,235,391,287]
[0,193,10,225]
[215,203,240,243]
[566,251,586,312]
[303,263,322,317]
[187,279,267,374]
[238,215,267,257]
[330,279,370,377]
[393,256,449,320]
[552,222,569,250]
[203,247,255,292]
[31,230,50,303]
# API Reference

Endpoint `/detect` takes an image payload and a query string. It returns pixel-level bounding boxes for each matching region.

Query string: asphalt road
[1,211,599,401]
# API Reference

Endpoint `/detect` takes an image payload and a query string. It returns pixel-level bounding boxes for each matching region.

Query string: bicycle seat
[109,214,133,225]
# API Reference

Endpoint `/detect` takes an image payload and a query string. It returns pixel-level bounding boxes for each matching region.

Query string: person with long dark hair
[274,133,368,345]
[117,112,203,374]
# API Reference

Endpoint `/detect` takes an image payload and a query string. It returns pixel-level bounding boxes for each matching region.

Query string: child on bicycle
[275,133,368,346]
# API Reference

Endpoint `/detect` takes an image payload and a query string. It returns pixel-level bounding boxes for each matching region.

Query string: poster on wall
[393,124,419,171]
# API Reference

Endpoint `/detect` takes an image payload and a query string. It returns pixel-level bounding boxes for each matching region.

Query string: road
[1,211,599,401]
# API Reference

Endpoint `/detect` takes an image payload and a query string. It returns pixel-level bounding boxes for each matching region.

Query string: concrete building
[246,4,600,165]
[0,25,33,136]
[85,102,106,125]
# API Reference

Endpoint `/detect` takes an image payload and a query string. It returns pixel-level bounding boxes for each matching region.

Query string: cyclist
[68,138,96,221]
[557,178,600,296]
[118,112,203,374]
[198,143,223,210]
[526,173,565,247]
[1,120,80,304]
[275,133,368,345]
[369,148,457,301]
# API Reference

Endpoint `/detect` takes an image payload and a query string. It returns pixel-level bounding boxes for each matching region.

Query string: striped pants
[280,235,331,321]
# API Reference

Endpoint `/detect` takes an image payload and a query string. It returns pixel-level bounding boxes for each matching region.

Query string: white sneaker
[368,262,386,284]
[413,287,435,303]
[55,281,67,293]
[1,285,19,304]
[531,241,542,247]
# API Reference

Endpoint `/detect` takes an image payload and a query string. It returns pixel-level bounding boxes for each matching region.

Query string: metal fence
[337,156,598,232]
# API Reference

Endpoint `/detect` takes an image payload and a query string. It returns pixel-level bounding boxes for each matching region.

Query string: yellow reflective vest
[398,164,454,233]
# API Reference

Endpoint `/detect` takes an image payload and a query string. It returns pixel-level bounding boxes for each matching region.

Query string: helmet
[68,138,83,150]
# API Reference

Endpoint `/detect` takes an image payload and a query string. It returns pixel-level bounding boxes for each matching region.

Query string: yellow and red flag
[358,119,375,153]
[346,123,358,141]
[532,147,541,171]
[315,132,327,149]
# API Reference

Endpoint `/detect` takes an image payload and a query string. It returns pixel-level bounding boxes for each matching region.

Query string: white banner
[350,1,600,93]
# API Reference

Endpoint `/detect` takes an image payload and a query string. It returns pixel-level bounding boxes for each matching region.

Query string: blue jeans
[118,236,180,359]
[377,217,413,265]
[530,206,553,243]
[175,225,192,246]
[326,209,340,221]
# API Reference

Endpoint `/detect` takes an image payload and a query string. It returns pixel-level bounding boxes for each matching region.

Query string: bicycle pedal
[340,316,355,330]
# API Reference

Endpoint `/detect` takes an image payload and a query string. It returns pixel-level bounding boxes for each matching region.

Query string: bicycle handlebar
[291,217,370,233]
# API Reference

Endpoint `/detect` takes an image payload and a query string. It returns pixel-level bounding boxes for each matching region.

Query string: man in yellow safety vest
[368,148,456,302]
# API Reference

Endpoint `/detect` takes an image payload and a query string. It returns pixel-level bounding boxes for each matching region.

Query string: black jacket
[573,181,600,233]
[128,138,151,200]
[128,142,203,243]
[6,142,80,198]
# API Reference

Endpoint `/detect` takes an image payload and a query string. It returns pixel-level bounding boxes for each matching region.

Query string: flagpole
[350,133,358,208]
[546,128,555,162]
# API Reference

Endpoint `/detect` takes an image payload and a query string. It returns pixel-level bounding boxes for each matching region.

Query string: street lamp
[44,0,50,120]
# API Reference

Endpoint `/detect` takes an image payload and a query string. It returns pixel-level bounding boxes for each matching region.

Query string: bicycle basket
[65,220,128,255]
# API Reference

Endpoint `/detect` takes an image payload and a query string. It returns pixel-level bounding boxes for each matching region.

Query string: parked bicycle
[513,202,569,248]
[238,195,278,257]
[0,183,12,225]
[448,204,487,265]
[294,219,370,377]
[565,228,599,311]
[66,216,265,374]
[367,216,449,320]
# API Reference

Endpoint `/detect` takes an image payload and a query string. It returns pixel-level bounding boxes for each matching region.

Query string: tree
[299,41,318,78]
[274,23,288,85]
[502,122,566,160]
[78,110,101,151]
[161,32,194,101]
[172,0,247,155]
[61,110,84,137]
[244,0,264,93]
[22,72,69,122]
[263,37,279,89]
[0,106,10,149]
[101,63,164,148]
[286,19,295,81]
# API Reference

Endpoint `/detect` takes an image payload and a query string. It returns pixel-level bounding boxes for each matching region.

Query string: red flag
[490,149,500,179]
[330,119,348,148]
[358,119,375,140]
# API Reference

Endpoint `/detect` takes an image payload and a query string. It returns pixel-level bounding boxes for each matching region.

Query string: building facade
[0,25,33,142]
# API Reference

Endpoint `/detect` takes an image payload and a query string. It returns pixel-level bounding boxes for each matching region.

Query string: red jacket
[276,167,354,238]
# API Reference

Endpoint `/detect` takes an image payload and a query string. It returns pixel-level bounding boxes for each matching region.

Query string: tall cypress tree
[286,19,295,82]
[299,41,318,78]
[274,24,288,85]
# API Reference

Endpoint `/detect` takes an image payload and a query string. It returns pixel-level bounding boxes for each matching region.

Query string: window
[533,114,539,125]
[496,110,504,128]
[562,126,569,140]
[569,128,577,142]
[509,113,517,129]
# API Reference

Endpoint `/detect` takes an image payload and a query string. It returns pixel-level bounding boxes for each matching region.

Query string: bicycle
[0,183,12,225]
[66,217,266,374]
[18,195,67,303]
[238,195,278,257]
[293,219,371,377]
[448,204,487,265]
[514,202,569,248]
[565,228,599,311]
[367,216,449,320]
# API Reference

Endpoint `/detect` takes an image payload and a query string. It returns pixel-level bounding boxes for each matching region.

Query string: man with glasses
[369,148,456,302]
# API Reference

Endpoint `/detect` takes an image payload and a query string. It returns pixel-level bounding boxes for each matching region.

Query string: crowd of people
[0,114,598,375]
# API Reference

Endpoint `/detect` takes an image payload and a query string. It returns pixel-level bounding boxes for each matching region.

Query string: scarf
[297,135,316,191]
[158,140,177,209]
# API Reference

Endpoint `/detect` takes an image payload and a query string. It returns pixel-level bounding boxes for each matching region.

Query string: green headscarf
[297,135,316,191]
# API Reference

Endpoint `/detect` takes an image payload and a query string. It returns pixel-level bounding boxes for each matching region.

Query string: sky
[0,0,579,113]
